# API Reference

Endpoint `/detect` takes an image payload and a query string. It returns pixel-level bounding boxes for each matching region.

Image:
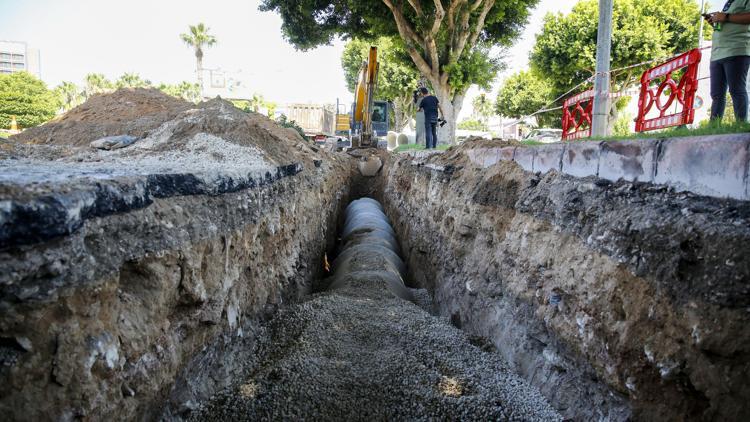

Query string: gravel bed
[188,279,561,421]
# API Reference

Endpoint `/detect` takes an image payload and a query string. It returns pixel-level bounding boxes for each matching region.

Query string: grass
[0,131,8,140]
[594,120,750,142]
[393,143,452,153]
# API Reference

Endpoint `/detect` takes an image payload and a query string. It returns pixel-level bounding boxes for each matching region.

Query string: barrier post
[635,49,702,132]
[561,90,595,140]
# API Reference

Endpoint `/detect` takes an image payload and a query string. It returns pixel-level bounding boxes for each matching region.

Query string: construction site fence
[554,48,706,141]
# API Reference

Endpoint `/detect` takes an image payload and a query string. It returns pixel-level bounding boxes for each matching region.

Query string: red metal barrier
[635,49,702,132]
[561,89,594,140]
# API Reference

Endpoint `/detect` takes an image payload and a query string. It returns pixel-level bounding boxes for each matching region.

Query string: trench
[176,196,560,420]
[3,147,748,422]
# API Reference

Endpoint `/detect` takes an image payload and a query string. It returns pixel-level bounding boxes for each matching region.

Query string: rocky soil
[382,144,750,421]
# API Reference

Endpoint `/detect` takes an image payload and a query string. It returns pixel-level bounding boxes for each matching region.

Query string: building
[0,40,41,78]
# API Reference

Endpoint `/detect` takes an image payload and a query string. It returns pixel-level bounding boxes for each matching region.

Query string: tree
[260,0,537,143]
[341,37,420,132]
[530,0,703,98]
[248,93,265,113]
[115,73,152,89]
[55,81,84,111]
[457,118,488,130]
[180,23,217,93]
[158,81,202,103]
[471,92,494,123]
[0,72,58,128]
[83,73,114,98]
[495,70,556,127]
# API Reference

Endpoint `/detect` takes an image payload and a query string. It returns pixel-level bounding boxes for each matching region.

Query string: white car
[523,128,562,143]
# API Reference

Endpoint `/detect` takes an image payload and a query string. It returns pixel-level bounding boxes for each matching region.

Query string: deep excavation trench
[2,123,749,421]
[186,197,560,420]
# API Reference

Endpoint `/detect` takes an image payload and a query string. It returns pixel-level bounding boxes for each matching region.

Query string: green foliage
[342,37,418,99]
[116,73,152,89]
[157,81,202,103]
[441,47,502,95]
[84,73,114,98]
[599,120,750,141]
[232,94,277,116]
[180,23,217,58]
[457,119,488,131]
[611,111,633,137]
[495,70,557,126]
[471,93,494,123]
[0,72,58,128]
[392,143,451,153]
[261,0,537,141]
[275,113,306,138]
[530,0,704,97]
[260,0,536,52]
[54,81,84,111]
[341,36,420,130]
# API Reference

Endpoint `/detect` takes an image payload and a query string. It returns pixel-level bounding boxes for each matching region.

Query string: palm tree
[180,23,217,94]
[115,73,151,89]
[472,93,494,124]
[55,81,83,111]
[83,73,114,98]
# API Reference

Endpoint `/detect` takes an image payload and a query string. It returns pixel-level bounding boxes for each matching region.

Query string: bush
[0,72,58,129]
[275,114,306,138]
[612,112,633,137]
[457,119,488,131]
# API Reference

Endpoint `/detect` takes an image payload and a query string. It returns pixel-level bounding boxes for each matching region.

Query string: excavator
[350,46,383,149]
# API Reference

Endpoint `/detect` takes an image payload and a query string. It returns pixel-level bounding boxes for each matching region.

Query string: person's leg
[424,118,433,149]
[725,56,750,122]
[710,59,728,121]
[430,122,438,148]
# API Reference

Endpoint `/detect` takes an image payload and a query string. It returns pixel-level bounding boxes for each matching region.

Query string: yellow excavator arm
[352,46,379,148]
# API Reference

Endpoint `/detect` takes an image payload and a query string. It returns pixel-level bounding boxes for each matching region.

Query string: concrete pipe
[386,131,398,150]
[328,197,413,302]
[397,133,415,145]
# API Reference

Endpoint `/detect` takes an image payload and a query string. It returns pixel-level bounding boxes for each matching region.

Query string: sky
[0,0,579,118]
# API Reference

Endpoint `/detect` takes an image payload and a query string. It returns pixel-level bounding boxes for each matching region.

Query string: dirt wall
[0,158,354,420]
[381,147,750,421]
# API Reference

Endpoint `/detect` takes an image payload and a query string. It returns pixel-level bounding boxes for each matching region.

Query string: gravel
[188,199,561,421]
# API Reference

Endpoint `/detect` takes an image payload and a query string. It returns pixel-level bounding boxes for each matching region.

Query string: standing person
[706,2,750,122]
[417,87,443,149]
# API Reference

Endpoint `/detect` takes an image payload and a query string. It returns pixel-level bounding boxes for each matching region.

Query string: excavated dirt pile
[382,144,750,421]
[10,88,193,147]
[0,90,353,420]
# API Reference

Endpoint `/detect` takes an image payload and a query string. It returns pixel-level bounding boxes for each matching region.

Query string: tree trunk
[432,83,464,145]
[196,50,204,95]
[393,102,404,132]
[391,96,414,133]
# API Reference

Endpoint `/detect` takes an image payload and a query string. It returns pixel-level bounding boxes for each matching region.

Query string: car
[523,128,562,143]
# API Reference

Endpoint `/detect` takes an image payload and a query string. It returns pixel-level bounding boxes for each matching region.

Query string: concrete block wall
[410,133,750,201]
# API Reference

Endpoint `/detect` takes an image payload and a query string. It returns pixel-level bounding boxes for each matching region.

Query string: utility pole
[697,0,706,48]
[591,0,613,137]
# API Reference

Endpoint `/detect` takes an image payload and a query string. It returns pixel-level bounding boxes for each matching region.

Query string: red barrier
[561,89,594,140]
[635,49,702,132]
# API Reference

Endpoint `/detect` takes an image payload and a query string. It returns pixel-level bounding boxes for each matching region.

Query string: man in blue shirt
[417,87,443,149]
